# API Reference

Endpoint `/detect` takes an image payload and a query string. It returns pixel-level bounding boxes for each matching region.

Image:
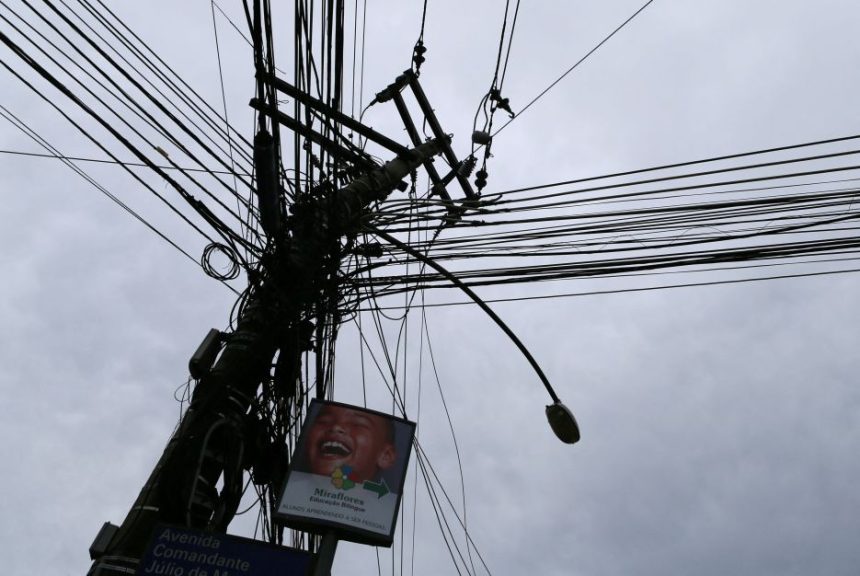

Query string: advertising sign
[275,399,416,546]
[136,524,311,576]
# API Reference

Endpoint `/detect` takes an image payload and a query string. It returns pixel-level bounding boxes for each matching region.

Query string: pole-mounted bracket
[189,328,225,380]
[257,69,480,208]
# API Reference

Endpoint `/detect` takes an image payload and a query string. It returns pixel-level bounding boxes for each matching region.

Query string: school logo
[331,465,357,490]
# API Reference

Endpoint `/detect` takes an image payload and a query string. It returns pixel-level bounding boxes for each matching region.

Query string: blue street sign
[137,525,311,576]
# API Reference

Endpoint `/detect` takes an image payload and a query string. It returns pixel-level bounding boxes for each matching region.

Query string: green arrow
[362,478,390,499]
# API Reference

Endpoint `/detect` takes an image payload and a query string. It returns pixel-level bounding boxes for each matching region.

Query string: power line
[82,0,258,169]
[364,264,860,310]
[492,0,657,137]
[0,104,242,296]
[27,0,260,226]
[1,0,262,248]
[0,29,254,256]
[0,148,250,175]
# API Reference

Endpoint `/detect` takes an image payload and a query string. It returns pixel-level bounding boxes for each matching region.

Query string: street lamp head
[546,402,580,444]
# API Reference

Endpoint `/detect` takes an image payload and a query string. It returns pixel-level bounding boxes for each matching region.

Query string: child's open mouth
[320,440,351,457]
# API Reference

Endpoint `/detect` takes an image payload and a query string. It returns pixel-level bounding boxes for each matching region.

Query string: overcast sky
[2,1,859,575]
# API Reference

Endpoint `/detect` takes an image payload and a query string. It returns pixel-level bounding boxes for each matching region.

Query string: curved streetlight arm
[366,226,561,404]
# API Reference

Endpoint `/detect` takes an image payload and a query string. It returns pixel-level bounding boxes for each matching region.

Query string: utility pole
[84,54,579,572]
[85,3,576,570]
[87,139,446,575]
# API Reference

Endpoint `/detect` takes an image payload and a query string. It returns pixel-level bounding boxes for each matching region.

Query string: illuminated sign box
[275,399,416,547]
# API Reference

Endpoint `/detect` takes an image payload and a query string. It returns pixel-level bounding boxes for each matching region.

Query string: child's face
[306,405,395,483]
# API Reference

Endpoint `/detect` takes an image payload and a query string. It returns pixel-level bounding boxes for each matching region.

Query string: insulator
[375,72,411,103]
[471,131,492,146]
[459,155,478,177]
[475,168,488,191]
[413,42,427,68]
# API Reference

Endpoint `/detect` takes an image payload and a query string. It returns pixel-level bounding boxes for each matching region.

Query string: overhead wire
[364,265,860,311]
[492,0,656,138]
[0,42,229,251]
[2,0,263,253]
[83,0,258,172]
[408,291,428,576]
[0,104,245,294]
[411,439,494,575]
[420,309,478,576]
[31,0,262,228]
[347,132,860,307]
[63,0,259,189]
[491,133,860,197]
[0,148,250,175]
[211,0,247,245]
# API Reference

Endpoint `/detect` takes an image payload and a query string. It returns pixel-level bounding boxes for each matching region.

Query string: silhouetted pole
[87,140,444,576]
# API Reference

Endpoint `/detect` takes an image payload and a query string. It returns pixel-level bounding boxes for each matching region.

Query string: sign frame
[274,399,416,546]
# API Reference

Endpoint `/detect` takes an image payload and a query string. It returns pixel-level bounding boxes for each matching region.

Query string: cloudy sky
[2,1,859,575]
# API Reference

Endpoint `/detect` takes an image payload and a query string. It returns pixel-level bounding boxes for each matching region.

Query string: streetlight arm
[366,226,580,444]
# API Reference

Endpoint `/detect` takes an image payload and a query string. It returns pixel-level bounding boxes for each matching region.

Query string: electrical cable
[211,0,247,246]
[0,148,250,175]
[83,0,258,170]
[1,1,263,252]
[0,47,221,245]
[364,264,860,311]
[492,0,656,138]
[0,105,223,281]
[421,310,478,576]
[24,0,262,230]
[52,0,258,182]
[0,26,260,261]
